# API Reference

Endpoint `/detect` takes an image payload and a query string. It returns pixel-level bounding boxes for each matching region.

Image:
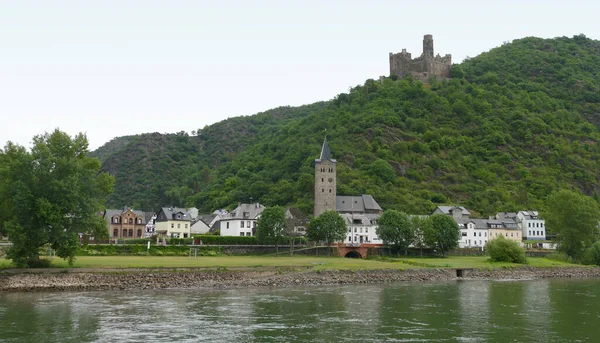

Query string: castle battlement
[389,35,452,82]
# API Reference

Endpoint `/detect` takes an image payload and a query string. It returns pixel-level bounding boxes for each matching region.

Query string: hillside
[94,35,600,216]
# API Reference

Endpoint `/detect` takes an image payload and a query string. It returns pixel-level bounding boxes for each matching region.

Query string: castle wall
[389,35,451,82]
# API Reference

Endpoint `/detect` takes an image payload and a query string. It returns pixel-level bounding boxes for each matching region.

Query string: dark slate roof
[336,195,383,213]
[518,210,540,220]
[496,212,518,220]
[315,137,336,162]
[435,206,471,216]
[157,207,193,221]
[197,214,217,226]
[222,203,265,220]
[104,208,150,224]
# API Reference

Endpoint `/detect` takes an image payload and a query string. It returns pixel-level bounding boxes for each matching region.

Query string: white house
[517,210,546,240]
[219,203,265,237]
[341,213,381,245]
[458,219,490,248]
[155,207,194,238]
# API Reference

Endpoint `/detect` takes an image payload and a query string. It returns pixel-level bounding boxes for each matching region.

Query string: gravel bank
[1,267,599,292]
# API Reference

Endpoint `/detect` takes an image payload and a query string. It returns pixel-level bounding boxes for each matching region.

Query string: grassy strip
[0,255,582,271]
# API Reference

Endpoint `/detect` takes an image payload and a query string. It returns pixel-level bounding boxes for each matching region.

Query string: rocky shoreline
[1,266,600,292]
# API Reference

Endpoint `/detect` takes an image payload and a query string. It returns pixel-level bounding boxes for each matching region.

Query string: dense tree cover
[95,35,600,218]
[306,210,346,251]
[376,210,414,255]
[0,130,114,267]
[543,190,600,260]
[486,236,527,263]
[423,214,460,256]
[256,205,287,252]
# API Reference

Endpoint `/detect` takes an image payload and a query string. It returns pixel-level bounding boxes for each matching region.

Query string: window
[354,228,357,233]
[484,232,487,237]
[322,189,324,192]
[479,232,481,237]
[329,189,332,193]
[137,229,142,237]
[240,233,244,237]
[113,229,118,237]
[348,228,351,233]
[366,228,368,233]
[183,233,188,238]
[177,223,181,229]
[348,236,351,241]
[123,229,127,236]
[241,221,245,228]
[322,178,324,182]
[247,221,251,227]
[462,232,467,237]
[171,223,174,228]
[129,229,133,237]
[226,222,230,229]
[473,232,476,237]
[185,224,188,229]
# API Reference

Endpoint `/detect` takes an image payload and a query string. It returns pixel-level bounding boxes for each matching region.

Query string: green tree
[543,190,600,260]
[411,215,428,256]
[306,210,346,255]
[376,210,414,255]
[256,205,286,253]
[0,130,114,267]
[486,236,527,263]
[423,214,460,256]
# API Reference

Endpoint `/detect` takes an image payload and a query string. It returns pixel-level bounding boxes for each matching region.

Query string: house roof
[223,203,265,220]
[340,213,373,225]
[158,207,193,221]
[336,195,383,213]
[518,210,541,220]
[496,212,517,220]
[434,206,471,216]
[104,208,152,224]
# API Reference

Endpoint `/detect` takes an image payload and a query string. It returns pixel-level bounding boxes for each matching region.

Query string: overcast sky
[1,0,599,150]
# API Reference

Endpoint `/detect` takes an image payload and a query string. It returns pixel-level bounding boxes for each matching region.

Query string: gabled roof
[434,206,471,216]
[222,203,265,220]
[340,213,373,225]
[104,208,151,224]
[336,195,383,213]
[157,207,193,221]
[496,212,517,220]
[518,210,541,220]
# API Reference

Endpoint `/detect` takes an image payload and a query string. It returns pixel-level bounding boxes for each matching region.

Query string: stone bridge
[335,243,380,259]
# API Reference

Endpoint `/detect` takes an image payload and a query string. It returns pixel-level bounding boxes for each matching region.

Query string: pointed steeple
[320,137,332,160]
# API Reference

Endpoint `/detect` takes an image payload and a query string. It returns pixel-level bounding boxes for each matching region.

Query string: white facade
[518,211,546,240]
[458,220,489,248]
[218,203,265,237]
[341,213,381,245]
[220,218,257,237]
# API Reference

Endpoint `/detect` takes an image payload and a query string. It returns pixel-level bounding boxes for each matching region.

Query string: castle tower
[423,34,434,57]
[314,137,337,217]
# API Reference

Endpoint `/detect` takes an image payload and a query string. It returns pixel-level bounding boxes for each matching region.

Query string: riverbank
[2,266,600,292]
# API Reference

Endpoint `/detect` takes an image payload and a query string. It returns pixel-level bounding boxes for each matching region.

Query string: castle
[389,34,451,82]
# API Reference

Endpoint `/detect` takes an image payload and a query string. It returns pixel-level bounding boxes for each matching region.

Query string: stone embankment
[1,267,599,292]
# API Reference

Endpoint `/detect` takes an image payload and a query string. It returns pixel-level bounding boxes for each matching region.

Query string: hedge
[78,245,221,256]
[193,235,307,245]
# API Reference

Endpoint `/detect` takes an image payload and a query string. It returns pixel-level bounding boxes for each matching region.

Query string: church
[314,138,383,245]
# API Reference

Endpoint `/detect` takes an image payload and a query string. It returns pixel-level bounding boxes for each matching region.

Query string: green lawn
[0,255,583,271]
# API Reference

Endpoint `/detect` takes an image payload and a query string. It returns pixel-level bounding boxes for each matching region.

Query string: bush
[192,235,307,246]
[486,236,527,263]
[78,245,222,256]
[582,241,600,266]
[546,251,574,263]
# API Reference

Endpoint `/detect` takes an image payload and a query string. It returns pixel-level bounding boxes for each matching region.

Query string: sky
[1,0,599,150]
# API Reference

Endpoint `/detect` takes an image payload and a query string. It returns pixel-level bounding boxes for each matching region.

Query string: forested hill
[94,34,600,217]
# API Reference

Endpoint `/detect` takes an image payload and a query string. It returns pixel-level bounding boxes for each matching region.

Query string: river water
[1,278,599,342]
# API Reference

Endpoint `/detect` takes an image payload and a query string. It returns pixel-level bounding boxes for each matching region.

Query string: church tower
[314,137,337,217]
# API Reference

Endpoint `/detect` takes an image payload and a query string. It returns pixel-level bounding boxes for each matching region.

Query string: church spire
[320,137,332,161]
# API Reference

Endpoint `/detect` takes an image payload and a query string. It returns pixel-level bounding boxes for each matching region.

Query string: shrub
[486,236,527,263]
[582,241,600,266]
[546,251,574,263]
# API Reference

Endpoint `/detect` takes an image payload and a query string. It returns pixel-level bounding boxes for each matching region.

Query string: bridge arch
[344,251,362,259]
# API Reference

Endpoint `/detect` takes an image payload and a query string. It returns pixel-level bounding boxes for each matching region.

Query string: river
[1,278,599,342]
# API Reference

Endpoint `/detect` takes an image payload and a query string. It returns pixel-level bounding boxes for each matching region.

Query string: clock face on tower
[328,178,333,182]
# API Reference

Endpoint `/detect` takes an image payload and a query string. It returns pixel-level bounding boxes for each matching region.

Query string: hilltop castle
[389,34,452,82]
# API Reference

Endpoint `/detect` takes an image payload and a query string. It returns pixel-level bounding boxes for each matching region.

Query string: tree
[0,130,114,267]
[411,215,428,256]
[487,236,527,263]
[306,210,346,255]
[256,205,286,253]
[376,210,414,255]
[543,190,600,260]
[423,214,460,256]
